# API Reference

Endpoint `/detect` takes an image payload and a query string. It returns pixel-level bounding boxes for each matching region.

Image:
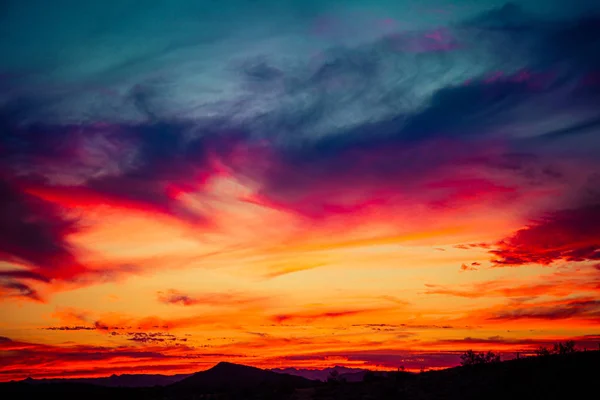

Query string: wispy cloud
[157,289,270,307]
[425,270,600,299]
[490,298,600,322]
[271,308,386,324]
[43,326,95,331]
[126,332,188,344]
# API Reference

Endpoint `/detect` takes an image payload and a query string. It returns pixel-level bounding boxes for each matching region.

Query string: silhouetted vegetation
[535,345,553,356]
[460,350,501,366]
[326,368,340,384]
[535,340,577,357]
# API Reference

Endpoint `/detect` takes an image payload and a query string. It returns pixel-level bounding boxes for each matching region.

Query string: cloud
[0,120,245,299]
[0,4,599,306]
[460,263,479,272]
[490,298,600,321]
[0,281,43,302]
[0,337,182,361]
[93,321,128,331]
[157,290,199,306]
[271,308,384,324]
[50,307,91,325]
[425,270,600,299]
[42,326,95,331]
[0,270,51,282]
[48,308,133,332]
[490,204,600,266]
[14,121,247,224]
[0,335,251,381]
[351,323,455,331]
[0,337,199,381]
[126,332,187,344]
[157,289,269,307]
[454,243,491,250]
[233,10,600,228]
[426,334,600,351]
[0,180,83,301]
[89,312,238,332]
[0,270,54,301]
[281,350,462,371]
[42,323,191,340]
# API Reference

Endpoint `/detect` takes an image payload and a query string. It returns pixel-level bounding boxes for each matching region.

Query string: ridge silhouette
[171,361,314,391]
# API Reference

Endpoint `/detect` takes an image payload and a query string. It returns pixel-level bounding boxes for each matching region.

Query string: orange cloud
[50,308,92,325]
[425,271,600,299]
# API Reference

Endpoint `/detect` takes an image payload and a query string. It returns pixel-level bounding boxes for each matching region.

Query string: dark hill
[1,351,599,399]
[272,365,371,381]
[14,373,191,387]
[170,362,315,393]
[416,350,599,399]
[312,351,600,400]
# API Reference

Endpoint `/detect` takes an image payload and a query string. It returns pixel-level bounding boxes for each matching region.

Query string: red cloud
[0,181,85,302]
[0,181,82,279]
[490,204,600,266]
[0,122,252,302]
[0,337,199,381]
[249,138,518,222]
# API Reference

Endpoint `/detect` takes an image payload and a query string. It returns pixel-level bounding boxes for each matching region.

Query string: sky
[1,0,600,381]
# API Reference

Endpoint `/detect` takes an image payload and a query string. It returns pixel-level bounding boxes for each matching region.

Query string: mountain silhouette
[17,373,191,387]
[272,365,370,381]
[170,362,314,392]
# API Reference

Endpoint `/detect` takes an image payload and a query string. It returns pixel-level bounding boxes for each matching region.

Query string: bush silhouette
[536,341,577,357]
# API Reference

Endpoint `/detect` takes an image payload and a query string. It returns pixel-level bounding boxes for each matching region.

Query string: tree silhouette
[535,346,552,357]
[553,340,576,355]
[484,351,501,363]
[535,341,577,357]
[327,369,340,384]
[460,350,481,366]
[460,350,501,366]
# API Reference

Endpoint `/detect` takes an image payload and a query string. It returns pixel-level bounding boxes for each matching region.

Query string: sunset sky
[1,0,600,381]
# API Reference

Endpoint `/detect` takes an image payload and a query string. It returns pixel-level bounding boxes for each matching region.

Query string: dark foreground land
[1,351,598,400]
